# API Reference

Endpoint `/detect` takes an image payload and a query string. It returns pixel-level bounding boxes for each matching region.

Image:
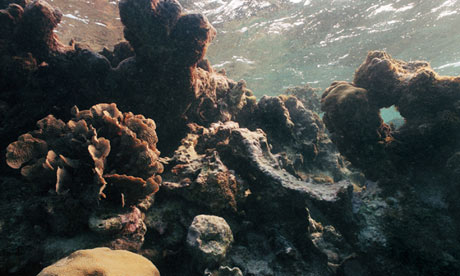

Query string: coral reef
[0,0,357,274]
[4,0,460,275]
[322,51,460,275]
[37,247,160,276]
[1,103,162,274]
[322,51,460,180]
[6,103,162,208]
[0,0,354,274]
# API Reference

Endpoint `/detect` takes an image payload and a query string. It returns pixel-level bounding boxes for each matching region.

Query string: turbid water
[52,0,460,121]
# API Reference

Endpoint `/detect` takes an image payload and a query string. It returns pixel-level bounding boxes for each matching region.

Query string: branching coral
[6,103,163,207]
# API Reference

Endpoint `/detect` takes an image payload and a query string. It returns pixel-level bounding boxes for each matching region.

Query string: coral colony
[0,0,459,275]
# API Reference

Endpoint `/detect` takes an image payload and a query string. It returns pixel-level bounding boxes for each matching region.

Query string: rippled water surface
[52,0,123,50]
[53,0,460,106]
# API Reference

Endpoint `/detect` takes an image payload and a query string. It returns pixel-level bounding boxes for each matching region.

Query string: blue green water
[52,0,460,122]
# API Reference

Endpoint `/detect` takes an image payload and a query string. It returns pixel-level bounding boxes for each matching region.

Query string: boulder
[186,215,234,269]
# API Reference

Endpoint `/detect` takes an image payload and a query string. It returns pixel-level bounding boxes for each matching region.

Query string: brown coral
[6,103,163,207]
[108,0,218,153]
[4,0,69,59]
[118,0,215,66]
[321,50,460,180]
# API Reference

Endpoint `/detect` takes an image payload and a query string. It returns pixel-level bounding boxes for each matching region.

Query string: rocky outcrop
[322,51,460,275]
[322,51,460,181]
[142,119,354,275]
[37,247,160,276]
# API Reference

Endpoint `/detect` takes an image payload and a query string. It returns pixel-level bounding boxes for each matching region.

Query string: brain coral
[37,247,160,276]
[6,103,163,207]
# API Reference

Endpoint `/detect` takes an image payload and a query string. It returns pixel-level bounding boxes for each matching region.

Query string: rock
[322,51,460,180]
[186,215,234,269]
[284,84,322,114]
[322,51,460,274]
[161,122,248,214]
[254,94,349,182]
[37,247,160,276]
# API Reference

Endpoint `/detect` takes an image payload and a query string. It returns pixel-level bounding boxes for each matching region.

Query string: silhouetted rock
[322,51,460,275]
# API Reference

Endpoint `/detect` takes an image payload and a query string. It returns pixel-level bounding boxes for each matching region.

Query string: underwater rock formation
[37,247,160,276]
[322,51,460,275]
[254,95,348,182]
[284,84,322,114]
[0,104,162,274]
[322,51,460,181]
[142,119,354,275]
[3,0,441,276]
